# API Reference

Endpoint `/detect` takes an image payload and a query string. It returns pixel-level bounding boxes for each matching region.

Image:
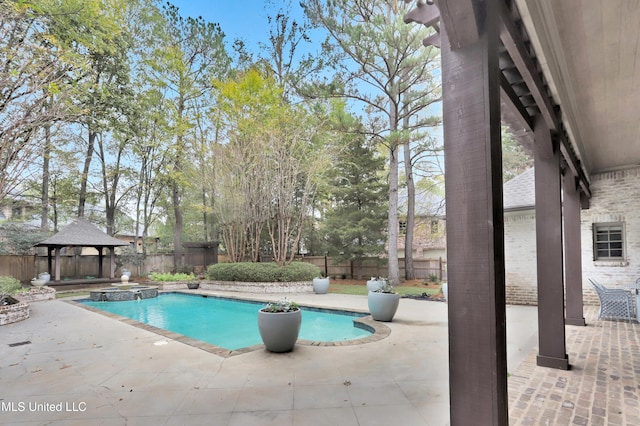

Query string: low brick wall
[16,286,56,303]
[200,280,313,294]
[0,300,30,326]
[149,281,196,290]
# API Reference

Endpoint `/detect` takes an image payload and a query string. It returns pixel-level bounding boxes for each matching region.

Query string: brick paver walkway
[508,306,640,425]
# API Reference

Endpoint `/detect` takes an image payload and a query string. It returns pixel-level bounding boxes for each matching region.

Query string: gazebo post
[109,248,115,279]
[47,246,53,276]
[97,246,104,278]
[54,246,61,282]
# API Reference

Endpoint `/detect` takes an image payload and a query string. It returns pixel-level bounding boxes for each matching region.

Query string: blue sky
[168,0,310,53]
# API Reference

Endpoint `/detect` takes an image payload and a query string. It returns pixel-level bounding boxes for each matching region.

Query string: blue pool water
[81,293,371,350]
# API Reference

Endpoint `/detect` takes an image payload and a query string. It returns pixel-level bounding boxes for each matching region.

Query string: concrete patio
[0,291,636,425]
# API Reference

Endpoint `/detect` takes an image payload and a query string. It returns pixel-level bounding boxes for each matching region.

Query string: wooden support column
[441,0,508,423]
[109,248,115,279]
[47,247,53,276]
[534,115,570,369]
[563,174,586,326]
[97,246,104,278]
[54,247,61,281]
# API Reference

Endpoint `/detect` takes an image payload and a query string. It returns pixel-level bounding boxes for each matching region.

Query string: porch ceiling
[517,0,640,174]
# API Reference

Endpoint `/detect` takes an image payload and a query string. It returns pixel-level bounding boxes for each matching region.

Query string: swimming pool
[80,293,373,351]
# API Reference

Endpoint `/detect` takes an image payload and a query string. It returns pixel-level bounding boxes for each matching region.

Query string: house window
[431,220,439,235]
[593,222,625,260]
[399,220,407,235]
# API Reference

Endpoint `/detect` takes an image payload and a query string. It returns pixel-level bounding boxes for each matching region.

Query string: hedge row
[205,262,321,282]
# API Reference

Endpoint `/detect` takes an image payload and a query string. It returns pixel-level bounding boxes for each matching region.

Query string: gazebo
[34,219,130,282]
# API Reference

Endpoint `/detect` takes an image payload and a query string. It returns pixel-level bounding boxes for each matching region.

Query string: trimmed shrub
[175,264,194,274]
[0,276,23,295]
[148,272,197,282]
[205,262,320,282]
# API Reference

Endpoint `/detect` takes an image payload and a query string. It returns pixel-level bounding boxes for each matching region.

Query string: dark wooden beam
[404,1,440,27]
[97,246,104,278]
[438,0,480,50]
[500,73,533,131]
[423,33,441,48]
[563,174,586,326]
[534,115,570,370]
[497,1,590,198]
[559,133,591,198]
[441,0,508,423]
[498,3,557,132]
[47,247,53,278]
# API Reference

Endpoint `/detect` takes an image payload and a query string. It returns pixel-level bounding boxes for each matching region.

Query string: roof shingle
[34,219,129,247]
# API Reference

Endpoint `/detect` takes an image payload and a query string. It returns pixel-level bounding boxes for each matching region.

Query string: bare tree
[0,3,77,204]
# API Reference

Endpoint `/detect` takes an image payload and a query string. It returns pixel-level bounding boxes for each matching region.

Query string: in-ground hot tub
[89,286,158,302]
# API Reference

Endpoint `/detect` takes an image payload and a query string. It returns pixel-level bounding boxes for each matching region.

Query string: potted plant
[366,276,385,292]
[30,277,46,287]
[257,297,302,352]
[312,275,330,294]
[368,278,400,322]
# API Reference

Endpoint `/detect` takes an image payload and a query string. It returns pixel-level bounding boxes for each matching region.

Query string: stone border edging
[65,291,390,358]
[200,280,313,294]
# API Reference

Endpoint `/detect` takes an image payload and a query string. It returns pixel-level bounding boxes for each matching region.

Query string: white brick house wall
[503,166,640,305]
[581,168,640,288]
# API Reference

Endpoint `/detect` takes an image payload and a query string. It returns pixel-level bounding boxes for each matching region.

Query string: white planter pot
[442,283,448,303]
[366,279,384,292]
[38,273,51,283]
[368,291,400,322]
[312,277,330,294]
[258,309,302,353]
[31,279,46,287]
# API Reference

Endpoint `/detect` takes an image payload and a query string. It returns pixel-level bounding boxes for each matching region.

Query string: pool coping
[65,290,391,358]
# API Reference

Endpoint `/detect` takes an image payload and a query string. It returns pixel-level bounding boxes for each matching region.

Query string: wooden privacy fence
[1,254,178,283]
[297,256,447,281]
[1,254,447,283]
[0,255,35,282]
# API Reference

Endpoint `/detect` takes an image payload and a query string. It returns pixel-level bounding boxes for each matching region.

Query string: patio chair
[589,279,635,322]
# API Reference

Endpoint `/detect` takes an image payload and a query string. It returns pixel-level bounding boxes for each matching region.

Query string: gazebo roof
[34,219,130,247]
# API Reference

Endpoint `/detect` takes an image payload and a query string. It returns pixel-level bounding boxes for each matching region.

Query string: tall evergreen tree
[320,102,388,261]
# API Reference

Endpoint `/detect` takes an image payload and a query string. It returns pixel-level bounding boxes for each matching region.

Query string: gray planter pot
[312,277,330,294]
[368,291,400,322]
[258,309,302,352]
[38,272,51,283]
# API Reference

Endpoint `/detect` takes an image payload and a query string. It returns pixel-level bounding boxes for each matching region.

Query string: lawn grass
[51,282,442,299]
[56,291,90,299]
[329,283,442,297]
